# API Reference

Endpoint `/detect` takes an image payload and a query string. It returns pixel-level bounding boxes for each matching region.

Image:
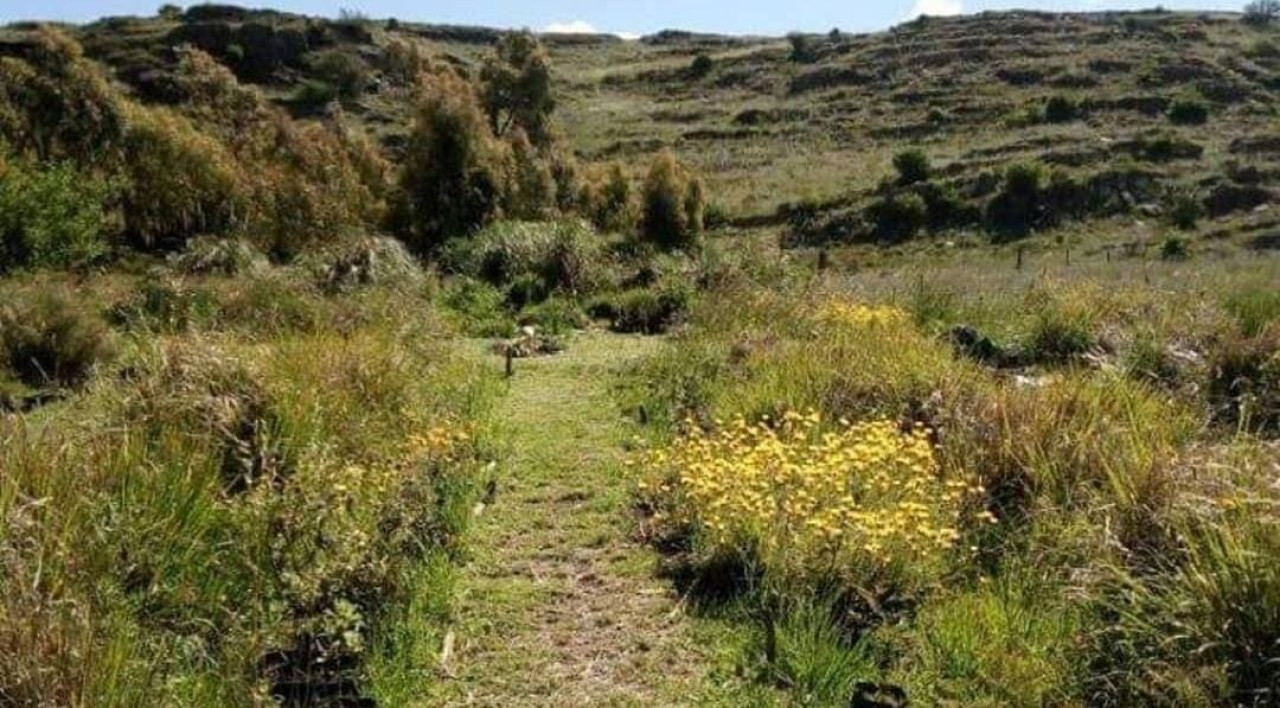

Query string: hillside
[15,6,1271,251]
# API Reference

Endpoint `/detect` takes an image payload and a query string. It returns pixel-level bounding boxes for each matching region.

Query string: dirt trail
[432,333,725,707]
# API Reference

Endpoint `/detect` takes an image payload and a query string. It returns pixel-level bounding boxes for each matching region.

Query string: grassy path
[431,333,736,706]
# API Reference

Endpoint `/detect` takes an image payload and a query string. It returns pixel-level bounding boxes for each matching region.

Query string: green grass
[430,332,765,705]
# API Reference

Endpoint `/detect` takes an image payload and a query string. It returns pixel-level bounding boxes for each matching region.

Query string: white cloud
[543,19,639,40]
[908,0,964,19]
[543,20,598,34]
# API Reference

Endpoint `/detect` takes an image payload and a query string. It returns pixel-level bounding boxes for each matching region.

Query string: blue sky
[2,0,1235,36]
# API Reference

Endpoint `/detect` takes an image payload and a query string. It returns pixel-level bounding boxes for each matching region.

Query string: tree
[397,71,510,254]
[788,33,817,63]
[892,149,932,186]
[1244,0,1279,25]
[480,31,556,147]
[641,151,704,251]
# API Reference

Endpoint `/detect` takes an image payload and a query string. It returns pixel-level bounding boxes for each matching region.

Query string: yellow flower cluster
[402,424,471,463]
[819,302,910,329]
[638,411,984,582]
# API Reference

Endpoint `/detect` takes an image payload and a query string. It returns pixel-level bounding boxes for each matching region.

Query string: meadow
[0,4,1277,706]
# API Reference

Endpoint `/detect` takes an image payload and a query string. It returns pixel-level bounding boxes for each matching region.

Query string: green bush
[440,277,515,338]
[1168,97,1209,125]
[518,298,589,336]
[788,34,818,63]
[606,286,691,334]
[397,71,511,254]
[1160,236,1189,261]
[308,49,371,100]
[1043,95,1079,123]
[1025,293,1095,363]
[641,151,705,251]
[0,158,112,271]
[443,220,606,295]
[0,285,115,388]
[120,104,246,250]
[986,163,1045,238]
[172,236,269,276]
[582,163,635,233]
[690,54,714,78]
[1166,190,1202,230]
[892,149,932,186]
[867,191,927,242]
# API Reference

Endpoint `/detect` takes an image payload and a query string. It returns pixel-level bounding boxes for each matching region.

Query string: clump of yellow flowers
[637,410,987,585]
[819,302,910,329]
[402,423,472,463]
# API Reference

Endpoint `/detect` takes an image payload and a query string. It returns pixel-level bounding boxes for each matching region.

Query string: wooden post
[817,248,830,273]
[1016,246,1025,270]
[1065,247,1071,266]
[505,348,515,378]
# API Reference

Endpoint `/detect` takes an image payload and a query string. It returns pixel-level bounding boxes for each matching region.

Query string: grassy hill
[24,7,1273,251]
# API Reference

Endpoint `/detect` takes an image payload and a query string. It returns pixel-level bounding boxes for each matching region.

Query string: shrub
[480,31,555,146]
[308,49,371,100]
[1160,236,1189,261]
[252,117,388,261]
[914,181,978,231]
[172,236,269,276]
[641,151,704,251]
[582,163,635,233]
[441,277,514,337]
[1246,38,1280,58]
[382,37,433,86]
[1166,189,1202,230]
[892,149,932,186]
[0,28,124,163]
[608,286,690,334]
[986,163,1045,238]
[788,34,818,63]
[867,191,927,242]
[518,297,589,336]
[1168,97,1209,125]
[120,104,246,250]
[292,78,339,109]
[396,71,511,255]
[444,220,606,295]
[1025,292,1095,363]
[505,128,556,220]
[308,235,424,293]
[1043,95,1079,124]
[0,286,114,387]
[689,54,714,78]
[0,158,112,271]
